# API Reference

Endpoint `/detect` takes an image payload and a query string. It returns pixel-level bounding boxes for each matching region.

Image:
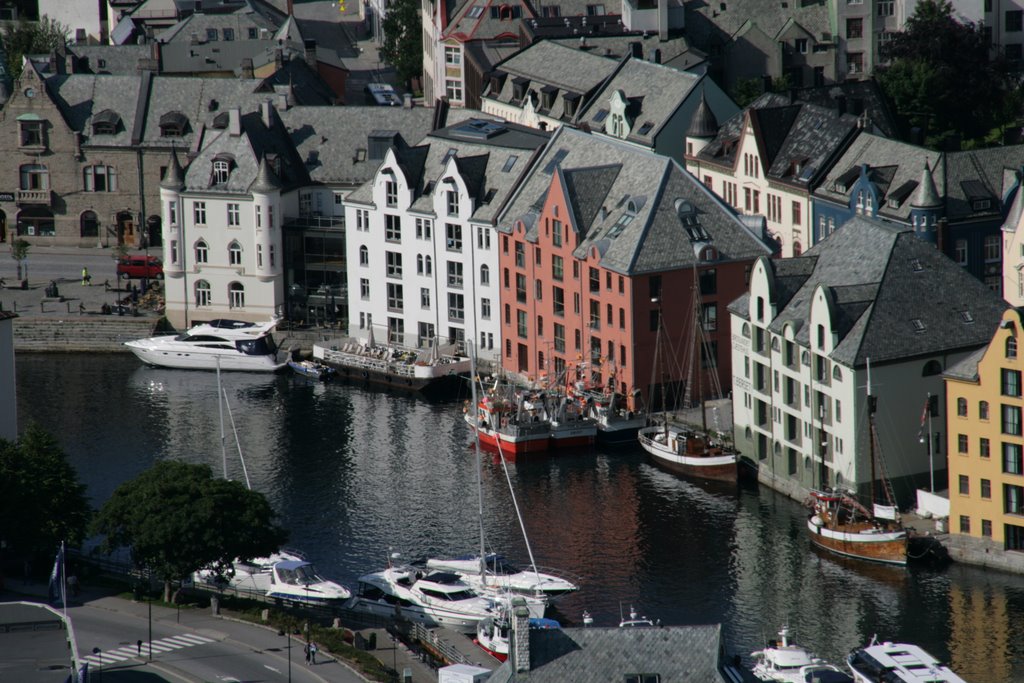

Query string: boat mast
[217,356,228,479]
[867,358,877,508]
[470,342,487,585]
[694,275,708,435]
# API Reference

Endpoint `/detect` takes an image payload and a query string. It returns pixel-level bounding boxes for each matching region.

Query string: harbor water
[17,352,1024,682]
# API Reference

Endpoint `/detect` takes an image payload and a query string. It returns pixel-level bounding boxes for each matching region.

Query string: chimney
[66,53,76,73]
[49,50,59,74]
[510,598,531,673]
[303,38,317,69]
[240,57,254,79]
[835,94,846,116]
[228,108,241,136]
[432,96,450,130]
[658,0,668,41]
[261,100,275,128]
[936,217,948,252]
[287,0,294,14]
[629,41,642,59]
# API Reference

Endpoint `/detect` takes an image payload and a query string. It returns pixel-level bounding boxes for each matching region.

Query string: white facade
[346,148,501,361]
[162,160,285,329]
[39,0,106,43]
[687,115,811,257]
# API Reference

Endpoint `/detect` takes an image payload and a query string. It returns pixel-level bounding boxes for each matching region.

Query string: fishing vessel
[848,639,966,682]
[475,603,560,661]
[806,363,907,566]
[125,318,287,372]
[467,386,552,455]
[751,626,851,682]
[638,283,738,482]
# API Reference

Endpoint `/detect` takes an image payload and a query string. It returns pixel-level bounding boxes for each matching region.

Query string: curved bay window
[195,279,211,307]
[228,281,245,308]
[19,163,48,190]
[80,210,99,238]
[195,239,209,264]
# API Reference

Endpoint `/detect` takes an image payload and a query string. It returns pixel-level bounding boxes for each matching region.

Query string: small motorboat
[287,359,335,381]
[751,626,848,682]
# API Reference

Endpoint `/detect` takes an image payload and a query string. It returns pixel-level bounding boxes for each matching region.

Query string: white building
[344,118,550,360]
[160,103,291,329]
[729,217,1006,505]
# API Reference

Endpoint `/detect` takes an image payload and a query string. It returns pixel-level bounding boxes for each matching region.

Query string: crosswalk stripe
[146,643,175,653]
[161,636,197,646]
[85,632,213,663]
[175,634,214,644]
[153,639,186,649]
[110,647,139,657]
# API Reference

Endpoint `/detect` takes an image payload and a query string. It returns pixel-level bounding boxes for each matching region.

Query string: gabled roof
[443,0,535,42]
[46,74,143,148]
[499,126,773,275]
[576,57,704,145]
[729,217,1008,367]
[684,0,830,47]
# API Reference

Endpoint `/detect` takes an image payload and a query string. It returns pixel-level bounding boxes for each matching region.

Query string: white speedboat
[618,605,655,628]
[751,626,850,682]
[848,639,966,683]
[195,551,351,605]
[350,562,497,633]
[424,554,578,600]
[125,318,287,372]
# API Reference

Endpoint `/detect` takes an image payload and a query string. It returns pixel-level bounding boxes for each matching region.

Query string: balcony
[16,189,52,205]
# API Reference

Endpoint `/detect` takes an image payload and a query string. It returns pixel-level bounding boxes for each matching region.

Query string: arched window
[228,281,244,308]
[195,239,209,264]
[771,337,780,351]
[922,360,943,376]
[425,255,433,275]
[80,210,98,238]
[741,322,750,338]
[832,366,842,382]
[1008,336,1018,359]
[228,240,242,265]
[359,245,368,266]
[480,264,490,285]
[417,254,424,275]
[195,279,211,306]
[19,163,48,190]
[793,241,802,256]
[956,397,967,417]
[159,111,188,137]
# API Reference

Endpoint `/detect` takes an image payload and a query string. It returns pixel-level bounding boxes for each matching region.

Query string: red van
[117,255,163,280]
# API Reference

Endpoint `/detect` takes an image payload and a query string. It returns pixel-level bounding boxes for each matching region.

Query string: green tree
[877,0,1013,146]
[2,16,69,80]
[92,461,288,602]
[0,423,91,562]
[379,0,422,91]
[10,238,29,282]
[730,78,764,108]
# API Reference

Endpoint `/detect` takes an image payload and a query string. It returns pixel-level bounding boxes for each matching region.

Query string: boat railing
[502,421,550,437]
[320,348,419,377]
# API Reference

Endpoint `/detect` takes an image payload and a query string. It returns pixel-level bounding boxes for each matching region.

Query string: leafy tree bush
[92,461,288,602]
[379,0,422,91]
[3,16,68,80]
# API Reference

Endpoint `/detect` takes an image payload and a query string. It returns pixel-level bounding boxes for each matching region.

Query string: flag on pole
[76,662,88,683]
[917,396,930,441]
[48,542,65,608]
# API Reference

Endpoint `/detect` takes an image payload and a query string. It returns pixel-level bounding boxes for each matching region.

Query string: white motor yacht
[848,639,966,683]
[195,551,351,605]
[125,318,287,372]
[350,563,498,633]
[751,626,850,683]
[424,554,578,601]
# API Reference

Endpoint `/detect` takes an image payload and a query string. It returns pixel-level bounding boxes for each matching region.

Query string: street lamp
[92,647,102,683]
[278,628,292,683]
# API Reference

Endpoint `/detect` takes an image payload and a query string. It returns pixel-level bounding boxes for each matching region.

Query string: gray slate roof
[576,57,703,146]
[685,0,830,45]
[279,106,478,186]
[728,217,1008,367]
[487,625,731,682]
[696,91,860,190]
[814,134,1024,224]
[346,117,551,225]
[500,126,773,275]
[47,74,143,148]
[548,33,705,71]
[157,0,283,43]
[67,45,151,74]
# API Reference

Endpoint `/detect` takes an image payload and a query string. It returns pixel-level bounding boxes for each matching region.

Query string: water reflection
[15,353,1024,680]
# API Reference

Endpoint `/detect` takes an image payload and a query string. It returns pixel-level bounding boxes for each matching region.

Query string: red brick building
[497,126,773,411]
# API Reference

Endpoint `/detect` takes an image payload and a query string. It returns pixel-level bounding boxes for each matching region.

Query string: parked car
[364,82,402,106]
[117,255,163,280]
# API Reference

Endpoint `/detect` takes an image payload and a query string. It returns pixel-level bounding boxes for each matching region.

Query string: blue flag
[76,661,88,683]
[48,543,64,607]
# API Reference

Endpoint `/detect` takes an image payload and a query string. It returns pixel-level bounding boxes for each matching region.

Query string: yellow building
[946,307,1024,572]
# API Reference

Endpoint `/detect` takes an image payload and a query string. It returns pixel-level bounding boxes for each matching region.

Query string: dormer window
[92,109,121,135]
[159,111,189,137]
[212,159,231,185]
[18,115,45,147]
[447,189,460,216]
[385,178,398,207]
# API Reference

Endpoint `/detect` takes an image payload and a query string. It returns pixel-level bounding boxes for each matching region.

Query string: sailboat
[806,361,907,566]
[637,281,738,483]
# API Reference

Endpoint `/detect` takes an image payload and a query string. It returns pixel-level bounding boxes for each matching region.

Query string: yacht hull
[126,341,285,372]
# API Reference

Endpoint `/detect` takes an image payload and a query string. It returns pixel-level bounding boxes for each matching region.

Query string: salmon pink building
[496,126,774,410]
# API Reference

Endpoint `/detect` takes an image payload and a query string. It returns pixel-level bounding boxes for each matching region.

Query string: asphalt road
[1,580,368,683]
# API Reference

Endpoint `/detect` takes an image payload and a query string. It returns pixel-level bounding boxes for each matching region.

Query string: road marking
[264,665,281,674]
[81,632,215,666]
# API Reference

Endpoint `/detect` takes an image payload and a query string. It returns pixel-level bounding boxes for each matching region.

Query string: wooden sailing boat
[636,280,738,483]
[806,361,907,566]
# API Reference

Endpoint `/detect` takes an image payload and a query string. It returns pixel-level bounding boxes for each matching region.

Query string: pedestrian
[304,641,311,664]
[81,267,91,285]
[309,641,318,664]
[137,639,143,656]
[131,284,139,303]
